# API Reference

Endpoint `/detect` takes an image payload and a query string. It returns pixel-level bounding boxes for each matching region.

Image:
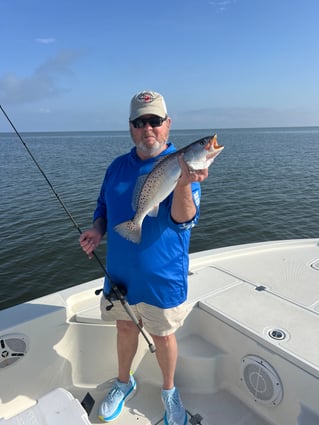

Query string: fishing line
[0,105,156,353]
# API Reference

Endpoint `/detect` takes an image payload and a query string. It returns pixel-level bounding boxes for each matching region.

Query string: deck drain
[268,329,287,340]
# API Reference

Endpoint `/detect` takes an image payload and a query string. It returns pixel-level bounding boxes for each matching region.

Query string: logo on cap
[137,92,154,104]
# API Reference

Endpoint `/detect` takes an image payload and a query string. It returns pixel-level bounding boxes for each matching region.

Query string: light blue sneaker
[99,374,136,422]
[161,387,187,425]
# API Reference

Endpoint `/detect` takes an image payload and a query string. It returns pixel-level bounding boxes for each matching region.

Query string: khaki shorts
[100,296,190,336]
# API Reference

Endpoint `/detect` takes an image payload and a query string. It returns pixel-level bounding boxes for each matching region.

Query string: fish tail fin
[114,220,142,244]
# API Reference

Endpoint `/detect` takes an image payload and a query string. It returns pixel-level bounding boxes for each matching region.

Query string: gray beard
[136,140,165,157]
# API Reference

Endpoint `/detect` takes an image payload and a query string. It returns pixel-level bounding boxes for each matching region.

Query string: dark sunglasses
[130,116,167,129]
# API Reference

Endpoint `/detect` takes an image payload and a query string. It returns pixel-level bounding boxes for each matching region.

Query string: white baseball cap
[129,91,167,120]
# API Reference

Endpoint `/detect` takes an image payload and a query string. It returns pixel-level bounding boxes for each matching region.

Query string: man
[80,91,209,424]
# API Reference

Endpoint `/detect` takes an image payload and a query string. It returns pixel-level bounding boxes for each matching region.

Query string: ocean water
[1,127,318,310]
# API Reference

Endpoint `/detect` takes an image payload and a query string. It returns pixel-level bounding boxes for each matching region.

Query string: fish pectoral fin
[147,205,159,217]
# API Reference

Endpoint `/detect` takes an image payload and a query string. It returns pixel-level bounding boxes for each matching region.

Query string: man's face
[130,114,172,160]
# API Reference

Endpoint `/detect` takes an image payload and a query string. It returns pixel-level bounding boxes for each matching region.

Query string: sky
[0,0,319,131]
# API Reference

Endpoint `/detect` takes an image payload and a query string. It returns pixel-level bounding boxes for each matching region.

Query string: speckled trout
[115,134,224,243]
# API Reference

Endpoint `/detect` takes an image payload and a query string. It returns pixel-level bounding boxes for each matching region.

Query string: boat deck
[67,325,274,425]
[69,385,271,425]
[1,239,319,425]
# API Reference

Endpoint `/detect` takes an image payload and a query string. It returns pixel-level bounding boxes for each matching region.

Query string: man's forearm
[171,183,196,223]
[93,216,107,236]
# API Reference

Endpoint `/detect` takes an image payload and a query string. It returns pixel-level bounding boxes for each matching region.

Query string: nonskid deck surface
[71,383,271,425]
[2,240,319,425]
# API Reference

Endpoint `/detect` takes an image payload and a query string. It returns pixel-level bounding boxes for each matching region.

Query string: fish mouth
[206,134,224,158]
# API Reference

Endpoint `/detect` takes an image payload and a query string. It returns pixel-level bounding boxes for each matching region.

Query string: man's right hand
[79,229,103,259]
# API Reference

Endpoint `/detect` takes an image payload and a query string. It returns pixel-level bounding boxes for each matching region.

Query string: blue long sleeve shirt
[93,142,201,308]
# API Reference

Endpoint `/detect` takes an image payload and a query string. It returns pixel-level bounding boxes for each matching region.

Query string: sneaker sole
[163,411,188,425]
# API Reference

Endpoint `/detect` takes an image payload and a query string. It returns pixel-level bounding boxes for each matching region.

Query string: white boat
[1,238,319,425]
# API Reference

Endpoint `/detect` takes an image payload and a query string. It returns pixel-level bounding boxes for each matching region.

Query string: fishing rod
[0,104,156,353]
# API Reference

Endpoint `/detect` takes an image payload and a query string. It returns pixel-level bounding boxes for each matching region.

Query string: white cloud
[208,0,236,12]
[35,38,56,44]
[0,50,83,104]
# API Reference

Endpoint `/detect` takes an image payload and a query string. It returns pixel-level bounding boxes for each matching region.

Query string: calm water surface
[1,127,318,310]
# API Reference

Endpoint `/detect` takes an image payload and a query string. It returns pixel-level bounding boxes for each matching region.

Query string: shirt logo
[193,190,200,207]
